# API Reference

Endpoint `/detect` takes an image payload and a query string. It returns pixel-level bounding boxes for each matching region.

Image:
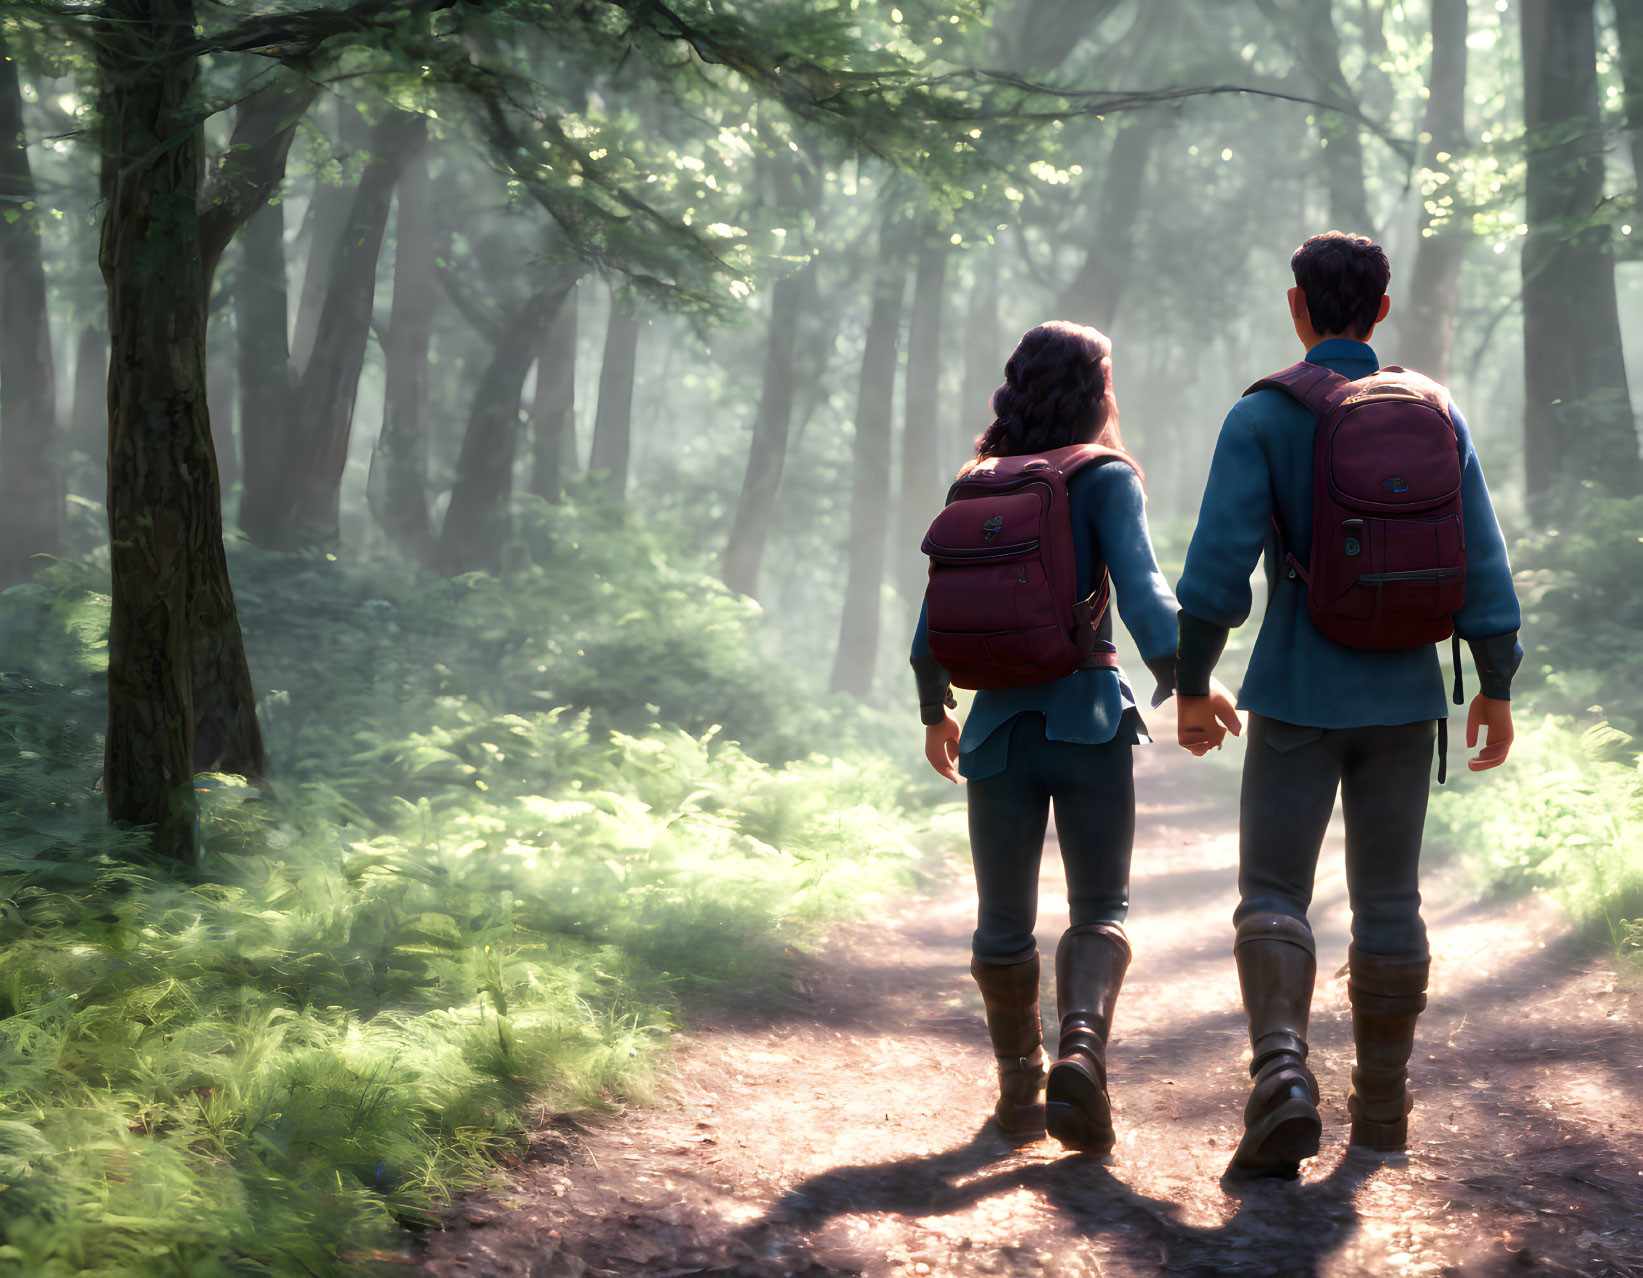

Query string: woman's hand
[1177,676,1242,756]
[925,713,961,782]
[1466,694,1514,770]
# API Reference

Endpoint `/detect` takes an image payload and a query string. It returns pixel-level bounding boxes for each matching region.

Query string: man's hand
[925,713,961,782]
[1465,694,1513,771]
[1177,677,1242,757]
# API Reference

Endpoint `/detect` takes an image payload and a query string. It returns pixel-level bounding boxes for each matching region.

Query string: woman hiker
[909,321,1239,1153]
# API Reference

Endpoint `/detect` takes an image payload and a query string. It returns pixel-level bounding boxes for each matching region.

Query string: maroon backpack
[1247,362,1466,650]
[920,444,1132,689]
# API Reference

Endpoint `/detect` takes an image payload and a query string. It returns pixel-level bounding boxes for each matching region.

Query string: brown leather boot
[1228,913,1322,1179]
[1347,946,1430,1150]
[1045,923,1130,1154]
[970,954,1047,1135]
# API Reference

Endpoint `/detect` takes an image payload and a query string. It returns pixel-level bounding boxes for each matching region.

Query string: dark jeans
[966,713,1135,965]
[1236,714,1436,956]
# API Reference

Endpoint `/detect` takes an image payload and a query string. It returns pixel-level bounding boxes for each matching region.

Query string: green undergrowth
[0,496,941,1276]
[1425,493,1643,955]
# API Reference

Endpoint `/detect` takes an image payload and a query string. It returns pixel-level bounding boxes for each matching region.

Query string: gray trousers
[1236,714,1436,956]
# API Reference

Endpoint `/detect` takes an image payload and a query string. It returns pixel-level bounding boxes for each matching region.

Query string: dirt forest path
[419,744,1643,1278]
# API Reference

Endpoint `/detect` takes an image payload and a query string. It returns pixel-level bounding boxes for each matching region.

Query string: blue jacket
[1175,339,1522,727]
[911,457,1179,779]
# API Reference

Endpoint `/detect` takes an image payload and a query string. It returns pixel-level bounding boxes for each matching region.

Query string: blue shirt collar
[1304,338,1379,372]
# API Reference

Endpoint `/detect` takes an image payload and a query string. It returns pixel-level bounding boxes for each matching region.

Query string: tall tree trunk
[270,111,424,549]
[368,149,436,559]
[830,223,907,697]
[1395,0,1469,381]
[529,281,579,501]
[958,248,1000,470]
[235,194,297,547]
[437,286,563,576]
[1521,0,1641,497]
[1054,113,1164,331]
[1257,0,1374,234]
[588,286,641,498]
[721,264,807,597]
[96,0,211,854]
[291,97,366,376]
[70,323,108,494]
[1617,0,1643,194]
[894,238,948,602]
[0,45,59,588]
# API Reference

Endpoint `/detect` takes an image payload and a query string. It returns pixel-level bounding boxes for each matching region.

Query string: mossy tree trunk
[1521,0,1641,497]
[0,43,59,588]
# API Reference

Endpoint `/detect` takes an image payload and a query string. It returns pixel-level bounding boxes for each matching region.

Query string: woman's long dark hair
[969,321,1138,478]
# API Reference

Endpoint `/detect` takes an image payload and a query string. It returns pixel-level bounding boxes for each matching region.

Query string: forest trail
[418,746,1643,1278]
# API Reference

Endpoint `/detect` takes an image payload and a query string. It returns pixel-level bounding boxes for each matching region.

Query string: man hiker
[1173,231,1522,1178]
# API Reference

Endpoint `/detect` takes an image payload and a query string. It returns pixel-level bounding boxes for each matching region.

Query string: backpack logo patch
[982,515,1004,541]
[1382,476,1410,493]
[1344,537,1361,557]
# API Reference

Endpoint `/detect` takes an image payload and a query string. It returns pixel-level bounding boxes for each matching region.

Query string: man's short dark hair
[1290,232,1390,338]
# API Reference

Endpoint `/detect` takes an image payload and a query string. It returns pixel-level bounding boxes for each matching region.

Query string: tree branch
[198,69,321,288]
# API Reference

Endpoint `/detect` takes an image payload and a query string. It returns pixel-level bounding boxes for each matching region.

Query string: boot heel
[1045,1057,1113,1154]
[1229,1086,1321,1178]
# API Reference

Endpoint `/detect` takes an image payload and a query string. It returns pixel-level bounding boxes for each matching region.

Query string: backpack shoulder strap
[1244,361,1353,417]
[1040,442,1140,481]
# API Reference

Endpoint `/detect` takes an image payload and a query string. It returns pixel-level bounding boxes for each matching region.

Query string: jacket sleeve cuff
[1468,631,1522,701]
[1142,653,1176,709]
[1176,611,1229,697]
[919,689,957,726]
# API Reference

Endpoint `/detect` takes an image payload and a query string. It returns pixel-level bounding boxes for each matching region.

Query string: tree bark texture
[721,266,807,598]
[829,229,907,698]
[437,286,563,575]
[1521,0,1641,496]
[368,150,436,559]
[1395,0,1468,382]
[894,238,948,602]
[267,110,424,548]
[235,194,296,546]
[97,0,245,855]
[589,287,641,498]
[529,281,579,502]
[1054,113,1163,332]
[0,47,60,587]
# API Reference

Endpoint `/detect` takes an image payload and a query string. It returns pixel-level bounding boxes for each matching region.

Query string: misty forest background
[0,0,1640,1272]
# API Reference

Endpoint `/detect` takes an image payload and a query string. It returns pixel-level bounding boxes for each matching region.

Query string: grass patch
[0,499,940,1276]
